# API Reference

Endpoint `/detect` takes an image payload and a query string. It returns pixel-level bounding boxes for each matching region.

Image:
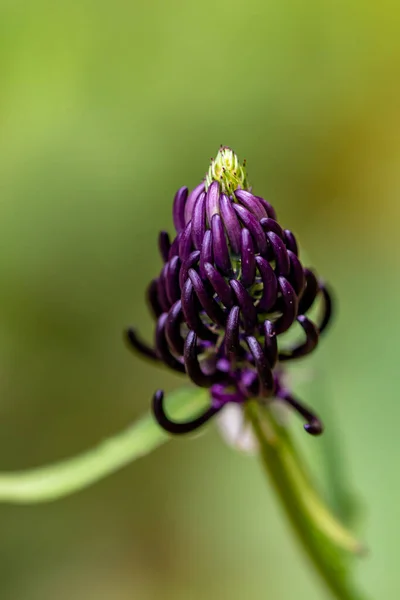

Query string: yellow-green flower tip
[206,146,249,195]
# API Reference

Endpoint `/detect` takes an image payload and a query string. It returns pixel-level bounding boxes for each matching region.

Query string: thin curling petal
[184,330,222,387]
[276,389,324,435]
[318,283,333,335]
[298,268,319,314]
[147,279,163,318]
[256,196,277,220]
[255,256,278,312]
[225,305,241,359]
[155,314,185,373]
[206,180,220,225]
[191,191,206,250]
[199,229,213,280]
[125,327,159,362]
[179,250,200,289]
[267,232,290,276]
[263,320,278,368]
[184,181,205,225]
[284,229,299,256]
[233,204,268,255]
[246,336,274,396]
[152,389,220,435]
[230,279,257,333]
[158,231,171,263]
[288,250,305,296]
[188,268,226,326]
[275,276,298,334]
[260,217,284,239]
[173,186,188,233]
[240,228,256,288]
[179,221,194,262]
[204,262,234,308]
[165,300,185,355]
[234,189,267,220]
[211,214,233,275]
[181,278,218,342]
[166,255,181,305]
[220,194,242,254]
[279,315,319,361]
[157,264,170,312]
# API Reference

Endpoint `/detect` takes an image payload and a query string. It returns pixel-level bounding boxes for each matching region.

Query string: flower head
[126,147,333,435]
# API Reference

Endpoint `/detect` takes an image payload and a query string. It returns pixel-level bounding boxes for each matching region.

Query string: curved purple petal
[173,187,188,233]
[155,313,185,373]
[260,218,284,239]
[235,189,268,220]
[255,256,278,312]
[179,250,200,289]
[206,180,220,226]
[256,196,277,220]
[219,194,242,254]
[165,300,185,355]
[225,305,241,359]
[204,262,234,308]
[230,279,257,333]
[184,182,205,225]
[240,228,256,288]
[288,250,305,296]
[267,231,290,276]
[283,229,299,256]
[184,330,222,387]
[157,263,171,312]
[211,214,233,275]
[181,278,218,342]
[178,221,193,262]
[233,204,268,255]
[279,315,319,361]
[246,336,274,396]
[188,268,226,326]
[275,276,298,334]
[191,191,206,250]
[298,268,318,314]
[199,229,213,279]
[263,320,277,368]
[165,255,181,305]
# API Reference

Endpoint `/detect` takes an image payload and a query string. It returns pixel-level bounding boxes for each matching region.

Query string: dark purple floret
[173,187,188,233]
[126,147,333,437]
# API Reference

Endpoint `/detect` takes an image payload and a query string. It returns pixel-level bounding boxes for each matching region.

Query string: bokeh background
[0,1,399,598]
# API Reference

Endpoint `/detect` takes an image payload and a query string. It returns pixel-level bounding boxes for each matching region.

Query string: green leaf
[246,401,369,600]
[0,387,209,504]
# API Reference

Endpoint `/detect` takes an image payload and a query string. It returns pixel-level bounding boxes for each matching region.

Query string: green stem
[0,388,209,504]
[246,401,367,600]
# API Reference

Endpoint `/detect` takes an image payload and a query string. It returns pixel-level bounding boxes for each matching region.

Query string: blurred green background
[0,1,399,598]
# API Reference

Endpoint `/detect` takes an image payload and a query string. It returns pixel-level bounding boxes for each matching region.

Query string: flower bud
[127,147,333,436]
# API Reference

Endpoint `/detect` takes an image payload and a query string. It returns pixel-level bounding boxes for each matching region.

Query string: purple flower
[126,147,333,436]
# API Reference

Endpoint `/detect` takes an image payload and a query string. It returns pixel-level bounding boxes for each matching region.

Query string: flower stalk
[0,388,209,504]
[247,400,367,600]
